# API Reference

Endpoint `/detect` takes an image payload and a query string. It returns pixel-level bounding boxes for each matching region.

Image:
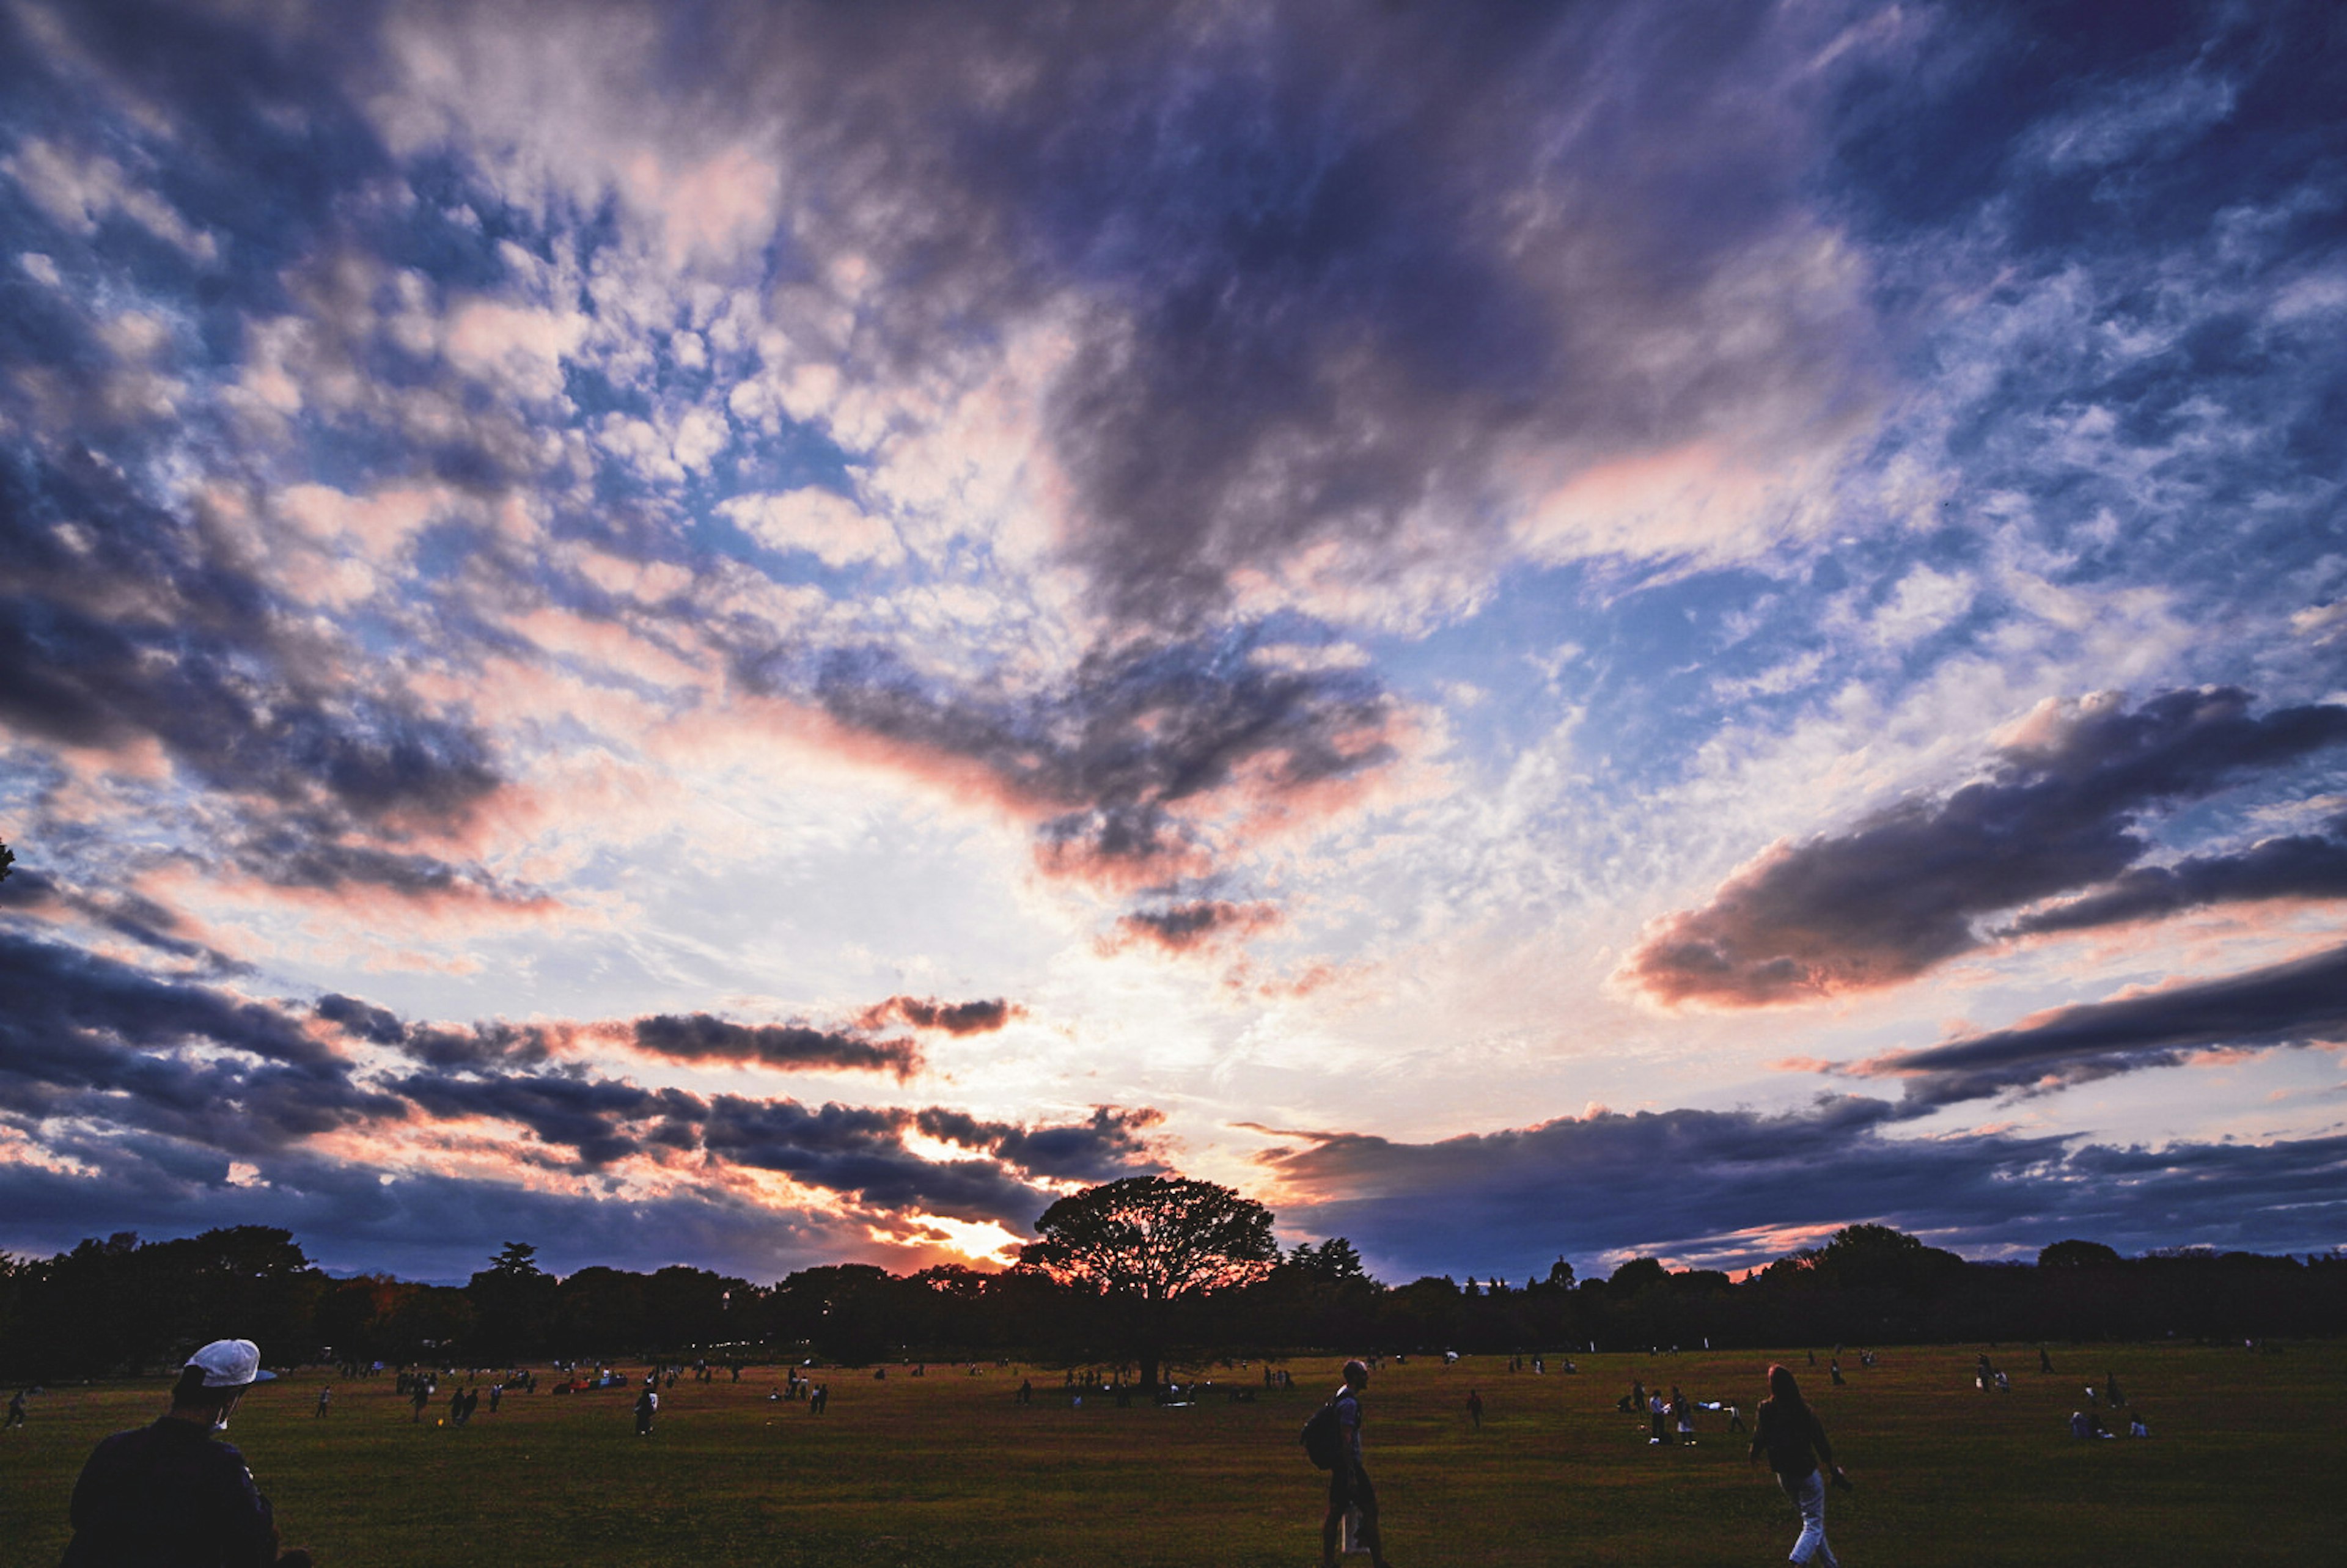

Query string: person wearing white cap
[59,1338,312,1567]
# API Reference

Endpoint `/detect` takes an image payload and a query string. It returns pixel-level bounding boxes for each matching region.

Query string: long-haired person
[60,1338,312,1567]
[1747,1363,1849,1566]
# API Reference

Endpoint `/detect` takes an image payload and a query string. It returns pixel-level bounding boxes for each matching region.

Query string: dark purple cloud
[702,1,1879,626]
[0,931,403,1155]
[1261,1098,2347,1280]
[1111,898,1280,953]
[786,632,1399,890]
[1851,940,2347,1107]
[2004,818,2347,936]
[857,996,1018,1036]
[0,1148,877,1286]
[0,865,245,970]
[1625,689,2347,1006]
[389,1068,700,1170]
[633,1013,922,1080]
[914,1104,1166,1183]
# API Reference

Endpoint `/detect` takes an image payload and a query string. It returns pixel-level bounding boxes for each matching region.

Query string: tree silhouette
[1023,1175,1278,1388]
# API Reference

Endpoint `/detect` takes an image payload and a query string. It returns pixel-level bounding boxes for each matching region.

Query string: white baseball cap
[185,1339,276,1388]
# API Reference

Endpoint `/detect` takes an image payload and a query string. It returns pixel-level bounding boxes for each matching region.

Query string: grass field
[3,1343,2335,1566]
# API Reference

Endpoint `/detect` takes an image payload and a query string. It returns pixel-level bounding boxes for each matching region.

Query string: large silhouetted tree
[1023,1175,1279,1388]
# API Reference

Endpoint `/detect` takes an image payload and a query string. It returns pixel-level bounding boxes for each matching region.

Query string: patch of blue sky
[367,158,532,295]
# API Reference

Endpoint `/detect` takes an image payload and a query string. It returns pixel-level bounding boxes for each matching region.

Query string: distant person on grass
[61,1338,312,1568]
[1750,1364,1849,1568]
[7,1387,28,1429]
[1321,1360,1393,1568]
[635,1387,658,1437]
[1467,1388,1483,1431]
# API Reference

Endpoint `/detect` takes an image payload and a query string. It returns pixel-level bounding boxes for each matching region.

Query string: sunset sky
[4,1,2343,1286]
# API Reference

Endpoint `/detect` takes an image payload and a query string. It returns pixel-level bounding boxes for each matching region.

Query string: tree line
[4,1178,2340,1383]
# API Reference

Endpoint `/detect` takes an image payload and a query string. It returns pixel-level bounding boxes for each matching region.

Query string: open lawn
[3,1343,2335,1566]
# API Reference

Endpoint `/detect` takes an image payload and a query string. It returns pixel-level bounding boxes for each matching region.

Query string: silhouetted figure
[1320,1360,1391,1568]
[1467,1389,1483,1431]
[61,1339,313,1568]
[2038,1347,2054,1374]
[634,1388,657,1436]
[314,1385,330,1418]
[1750,1365,1846,1567]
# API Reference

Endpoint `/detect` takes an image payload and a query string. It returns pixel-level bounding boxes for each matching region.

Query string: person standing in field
[7,1387,28,1429]
[635,1386,658,1437]
[1749,1365,1848,1567]
[1467,1388,1483,1430]
[314,1385,330,1418]
[60,1338,313,1567]
[1321,1360,1392,1568]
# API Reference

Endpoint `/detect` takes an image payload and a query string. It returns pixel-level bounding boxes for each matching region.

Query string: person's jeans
[1783,1469,1839,1566]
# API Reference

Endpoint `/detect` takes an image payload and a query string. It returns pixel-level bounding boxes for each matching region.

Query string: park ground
[2,1342,2338,1566]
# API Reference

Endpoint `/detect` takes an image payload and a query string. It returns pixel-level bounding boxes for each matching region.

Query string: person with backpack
[1306,1360,1392,1568]
[1749,1364,1850,1566]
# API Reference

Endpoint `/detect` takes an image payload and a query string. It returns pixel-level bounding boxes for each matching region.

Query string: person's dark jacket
[1749,1396,1837,1484]
[60,1417,277,1568]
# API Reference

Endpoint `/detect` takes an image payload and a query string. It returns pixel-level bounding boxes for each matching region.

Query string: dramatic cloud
[857,996,1018,1036]
[6,1,2345,1280]
[914,1105,1166,1183]
[1624,690,2347,1007]
[793,632,1403,892]
[1848,940,2347,1108]
[1109,899,1282,954]
[1262,1100,2347,1279]
[0,931,403,1154]
[633,1014,922,1080]
[2004,818,2347,936]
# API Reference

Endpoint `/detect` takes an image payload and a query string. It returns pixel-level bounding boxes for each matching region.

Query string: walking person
[6,1387,28,1430]
[313,1385,330,1418]
[1466,1388,1483,1431]
[634,1386,658,1437]
[60,1338,313,1567]
[1749,1365,1849,1567]
[1320,1360,1392,1568]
